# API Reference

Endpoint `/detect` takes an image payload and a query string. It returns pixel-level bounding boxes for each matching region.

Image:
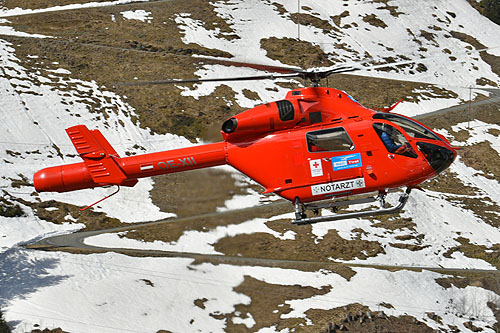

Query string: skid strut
[293,188,412,225]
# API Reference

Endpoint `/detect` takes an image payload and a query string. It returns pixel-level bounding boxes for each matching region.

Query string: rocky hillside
[1,0,500,332]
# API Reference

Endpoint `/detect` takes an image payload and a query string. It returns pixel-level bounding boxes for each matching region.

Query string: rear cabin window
[306,128,354,152]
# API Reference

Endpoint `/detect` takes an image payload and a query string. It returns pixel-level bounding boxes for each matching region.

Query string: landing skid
[293,188,412,225]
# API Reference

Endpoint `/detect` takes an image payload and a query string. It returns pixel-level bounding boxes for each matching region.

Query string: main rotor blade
[192,55,305,74]
[117,72,302,86]
[117,45,500,87]
[304,45,500,79]
[346,46,500,74]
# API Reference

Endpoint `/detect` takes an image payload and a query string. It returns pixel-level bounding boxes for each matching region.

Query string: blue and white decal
[347,94,358,103]
[331,153,362,171]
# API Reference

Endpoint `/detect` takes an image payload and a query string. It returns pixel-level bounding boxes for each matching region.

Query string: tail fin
[66,125,136,187]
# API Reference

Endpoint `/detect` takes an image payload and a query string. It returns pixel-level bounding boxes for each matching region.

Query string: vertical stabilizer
[65,125,132,186]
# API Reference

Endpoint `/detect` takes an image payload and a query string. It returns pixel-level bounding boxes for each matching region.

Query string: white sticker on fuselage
[311,178,365,196]
[309,159,323,177]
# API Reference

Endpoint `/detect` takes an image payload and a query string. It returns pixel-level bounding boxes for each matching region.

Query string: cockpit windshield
[373,113,441,141]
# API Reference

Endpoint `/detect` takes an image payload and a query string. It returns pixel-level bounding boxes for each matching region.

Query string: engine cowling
[220,87,366,140]
[221,99,300,138]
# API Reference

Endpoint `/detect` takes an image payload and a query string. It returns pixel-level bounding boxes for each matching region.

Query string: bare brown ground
[5,0,239,140]
[2,0,112,9]
[209,276,437,332]
[16,197,128,231]
[213,220,385,262]
[150,168,249,218]
[6,1,500,331]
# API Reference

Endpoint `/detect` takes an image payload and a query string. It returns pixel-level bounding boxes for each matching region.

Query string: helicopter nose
[417,142,456,175]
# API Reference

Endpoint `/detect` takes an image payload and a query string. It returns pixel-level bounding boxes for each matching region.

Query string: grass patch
[149,168,248,218]
[309,307,434,333]
[214,220,385,262]
[260,37,334,69]
[242,88,260,101]
[435,270,500,329]
[435,271,500,294]
[221,276,332,332]
[123,199,291,244]
[460,142,500,182]
[306,303,371,331]
[331,10,349,27]
[342,314,434,332]
[0,196,24,217]
[289,12,337,33]
[372,216,416,231]
[6,0,243,140]
[422,169,479,195]
[444,237,500,269]
[448,195,500,229]
[1,0,110,9]
[420,30,437,43]
[388,242,430,251]
[417,91,500,133]
[362,14,387,28]
[194,298,208,310]
[19,198,126,231]
[270,2,287,16]
[330,74,456,110]
[9,174,32,189]
[450,31,500,79]
[465,0,500,28]
[373,0,404,17]
[489,128,500,136]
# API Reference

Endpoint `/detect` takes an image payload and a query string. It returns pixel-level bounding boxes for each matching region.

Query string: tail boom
[119,142,227,179]
[34,163,94,192]
[33,126,228,193]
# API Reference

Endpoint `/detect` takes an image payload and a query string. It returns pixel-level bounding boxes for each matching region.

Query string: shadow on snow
[0,247,70,325]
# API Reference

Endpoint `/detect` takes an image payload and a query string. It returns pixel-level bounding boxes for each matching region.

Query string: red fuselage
[34,87,456,204]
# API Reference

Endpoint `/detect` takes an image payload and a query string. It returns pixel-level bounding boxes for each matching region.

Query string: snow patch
[121,10,152,23]
[0,0,149,18]
[4,250,497,333]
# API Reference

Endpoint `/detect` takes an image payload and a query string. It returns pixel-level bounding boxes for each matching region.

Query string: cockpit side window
[373,123,417,158]
[307,127,354,152]
[373,113,441,141]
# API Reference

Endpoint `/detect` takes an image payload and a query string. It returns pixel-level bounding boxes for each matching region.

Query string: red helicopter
[33,59,457,224]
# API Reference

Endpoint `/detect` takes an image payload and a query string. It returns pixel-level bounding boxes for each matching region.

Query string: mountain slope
[1,0,500,332]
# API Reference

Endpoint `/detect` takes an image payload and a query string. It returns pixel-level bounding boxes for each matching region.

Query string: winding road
[414,87,500,120]
[27,199,500,275]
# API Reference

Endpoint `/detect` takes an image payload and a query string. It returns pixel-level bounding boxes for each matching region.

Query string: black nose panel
[417,142,455,174]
